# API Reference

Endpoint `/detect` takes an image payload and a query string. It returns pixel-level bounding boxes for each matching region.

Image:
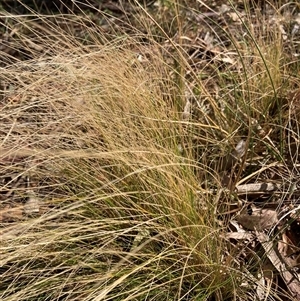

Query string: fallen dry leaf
[224,231,254,241]
[23,190,40,215]
[236,208,278,231]
[256,231,300,300]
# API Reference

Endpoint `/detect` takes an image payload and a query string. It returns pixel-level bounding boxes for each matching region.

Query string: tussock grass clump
[0,14,233,301]
[1,1,300,300]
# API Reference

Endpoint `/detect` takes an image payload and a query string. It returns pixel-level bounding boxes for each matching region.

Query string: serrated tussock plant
[0,11,235,301]
[1,1,299,300]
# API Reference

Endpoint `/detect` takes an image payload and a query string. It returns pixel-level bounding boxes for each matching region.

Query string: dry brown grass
[0,12,232,301]
[1,1,300,300]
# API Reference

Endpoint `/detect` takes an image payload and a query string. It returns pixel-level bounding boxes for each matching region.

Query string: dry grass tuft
[0,12,232,301]
[1,1,300,300]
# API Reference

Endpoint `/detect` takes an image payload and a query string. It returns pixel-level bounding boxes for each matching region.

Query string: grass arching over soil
[1,1,300,300]
[0,15,231,301]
